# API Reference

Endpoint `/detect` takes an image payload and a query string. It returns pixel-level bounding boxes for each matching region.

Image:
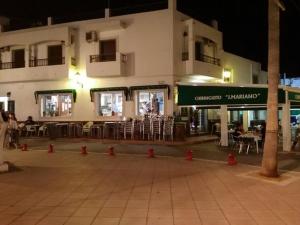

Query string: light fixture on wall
[223,69,232,83]
[75,72,84,88]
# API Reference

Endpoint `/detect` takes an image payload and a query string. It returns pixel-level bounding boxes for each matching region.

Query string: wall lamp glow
[223,69,232,83]
[75,72,84,88]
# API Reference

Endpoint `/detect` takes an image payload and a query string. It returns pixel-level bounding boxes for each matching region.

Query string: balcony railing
[90,54,116,63]
[0,61,25,70]
[196,54,220,66]
[29,57,65,67]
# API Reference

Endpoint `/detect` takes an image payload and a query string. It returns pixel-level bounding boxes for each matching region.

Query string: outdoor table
[238,133,261,154]
[32,124,40,135]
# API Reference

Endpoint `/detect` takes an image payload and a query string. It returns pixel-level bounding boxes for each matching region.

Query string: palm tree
[260,0,285,177]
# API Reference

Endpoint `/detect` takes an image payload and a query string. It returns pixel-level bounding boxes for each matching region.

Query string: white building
[1,0,278,146]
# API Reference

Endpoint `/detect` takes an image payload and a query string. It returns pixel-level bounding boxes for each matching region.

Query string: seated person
[233,123,244,137]
[24,116,35,125]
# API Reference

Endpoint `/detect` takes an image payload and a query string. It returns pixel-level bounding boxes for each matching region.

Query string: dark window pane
[48,45,63,65]
[100,40,116,61]
[12,49,25,68]
[195,41,202,61]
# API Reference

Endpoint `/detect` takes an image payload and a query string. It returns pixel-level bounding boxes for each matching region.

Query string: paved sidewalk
[1,150,300,225]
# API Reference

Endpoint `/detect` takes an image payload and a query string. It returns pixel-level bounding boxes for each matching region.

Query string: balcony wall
[183,59,222,79]
[0,26,70,47]
[0,63,68,82]
[86,52,127,77]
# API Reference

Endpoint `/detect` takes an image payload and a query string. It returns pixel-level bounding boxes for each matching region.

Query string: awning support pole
[220,105,228,146]
[282,101,291,151]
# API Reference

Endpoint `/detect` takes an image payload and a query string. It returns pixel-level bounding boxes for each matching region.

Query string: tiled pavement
[1,149,300,225]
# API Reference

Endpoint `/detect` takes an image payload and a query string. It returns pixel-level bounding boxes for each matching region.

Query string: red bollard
[148,148,155,158]
[108,146,115,156]
[227,153,237,166]
[81,145,88,155]
[186,149,193,161]
[48,144,54,153]
[22,144,28,151]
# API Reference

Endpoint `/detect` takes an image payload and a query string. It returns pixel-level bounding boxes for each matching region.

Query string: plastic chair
[123,121,134,139]
[38,124,48,136]
[133,120,142,139]
[26,125,36,136]
[82,121,94,136]
[152,118,162,141]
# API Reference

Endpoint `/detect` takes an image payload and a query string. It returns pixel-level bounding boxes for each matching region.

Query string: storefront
[176,83,300,151]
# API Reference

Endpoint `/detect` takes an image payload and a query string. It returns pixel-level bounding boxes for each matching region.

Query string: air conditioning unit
[86,31,98,43]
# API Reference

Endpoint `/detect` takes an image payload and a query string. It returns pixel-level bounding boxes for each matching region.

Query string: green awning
[128,85,170,100]
[177,85,286,106]
[34,89,77,104]
[288,91,300,102]
[90,87,129,101]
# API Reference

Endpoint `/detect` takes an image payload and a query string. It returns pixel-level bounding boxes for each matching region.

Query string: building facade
[0,1,268,130]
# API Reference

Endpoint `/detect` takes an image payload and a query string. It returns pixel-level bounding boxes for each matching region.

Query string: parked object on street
[48,144,54,153]
[81,145,87,155]
[108,146,115,156]
[148,148,155,158]
[186,149,193,160]
[227,153,237,165]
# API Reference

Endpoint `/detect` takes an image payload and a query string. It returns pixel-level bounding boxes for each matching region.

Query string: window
[12,49,25,68]
[137,90,164,116]
[97,91,123,116]
[252,74,259,84]
[100,39,116,61]
[48,45,63,65]
[40,94,72,117]
[195,41,203,61]
[223,69,232,83]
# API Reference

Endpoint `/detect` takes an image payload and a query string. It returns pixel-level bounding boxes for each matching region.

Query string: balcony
[182,53,222,80]
[90,53,117,62]
[87,52,127,77]
[0,61,25,70]
[196,54,220,66]
[29,57,65,67]
[0,58,68,83]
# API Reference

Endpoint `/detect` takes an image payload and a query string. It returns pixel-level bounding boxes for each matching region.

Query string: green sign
[288,92,300,102]
[177,85,286,106]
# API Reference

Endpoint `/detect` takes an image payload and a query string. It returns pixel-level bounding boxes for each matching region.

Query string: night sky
[1,0,300,76]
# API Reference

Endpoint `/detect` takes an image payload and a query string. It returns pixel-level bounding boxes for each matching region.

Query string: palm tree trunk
[260,0,280,177]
